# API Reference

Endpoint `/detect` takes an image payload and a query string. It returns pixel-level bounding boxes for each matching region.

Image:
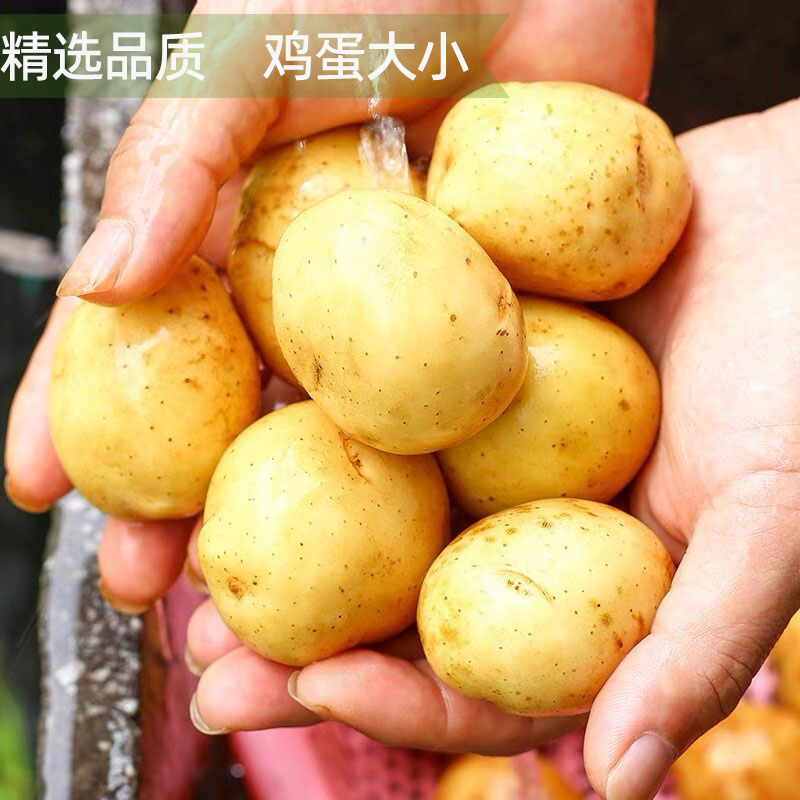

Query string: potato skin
[417,499,673,715]
[427,82,692,300]
[199,400,450,666]
[49,258,260,520]
[228,126,424,385]
[438,297,660,516]
[272,189,528,455]
[435,753,581,800]
[672,703,800,800]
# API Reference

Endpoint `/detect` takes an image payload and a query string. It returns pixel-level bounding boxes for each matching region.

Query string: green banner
[0,14,507,99]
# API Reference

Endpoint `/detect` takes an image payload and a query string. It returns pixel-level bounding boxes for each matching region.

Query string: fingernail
[189,692,229,735]
[98,579,149,615]
[57,220,133,297]
[606,732,677,800]
[287,670,333,718]
[184,560,209,595]
[4,475,52,514]
[184,643,204,677]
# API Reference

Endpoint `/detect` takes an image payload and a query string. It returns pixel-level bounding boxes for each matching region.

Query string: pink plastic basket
[227,664,777,799]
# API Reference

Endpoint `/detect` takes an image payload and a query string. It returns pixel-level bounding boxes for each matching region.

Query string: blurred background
[0,0,798,796]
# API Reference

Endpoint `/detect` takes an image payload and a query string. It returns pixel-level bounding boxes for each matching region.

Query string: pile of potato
[50,82,692,719]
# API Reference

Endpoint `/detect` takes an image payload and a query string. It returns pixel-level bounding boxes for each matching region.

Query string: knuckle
[694,631,763,720]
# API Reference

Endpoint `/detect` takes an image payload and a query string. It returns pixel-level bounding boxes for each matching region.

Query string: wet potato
[50,257,260,519]
[228,125,424,385]
[418,499,674,715]
[199,400,450,666]
[272,189,528,455]
[427,81,692,300]
[438,296,660,516]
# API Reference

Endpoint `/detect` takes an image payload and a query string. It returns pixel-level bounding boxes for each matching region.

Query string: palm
[582,100,800,791]
[613,99,800,559]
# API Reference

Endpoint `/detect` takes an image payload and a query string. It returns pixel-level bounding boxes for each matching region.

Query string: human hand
[186,99,800,799]
[4,0,654,612]
[582,97,800,798]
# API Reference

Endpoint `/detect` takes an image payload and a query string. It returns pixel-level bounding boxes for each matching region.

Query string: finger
[197,168,248,268]
[56,96,279,303]
[191,646,319,735]
[486,0,655,103]
[406,0,656,157]
[4,297,75,512]
[97,516,194,613]
[185,598,239,674]
[584,473,800,800]
[290,649,583,754]
[184,515,206,592]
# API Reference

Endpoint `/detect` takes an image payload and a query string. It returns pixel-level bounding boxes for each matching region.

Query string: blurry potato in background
[672,703,800,800]
[771,610,800,716]
[435,753,581,800]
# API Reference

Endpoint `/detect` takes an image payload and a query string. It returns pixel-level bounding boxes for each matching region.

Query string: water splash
[358,116,412,193]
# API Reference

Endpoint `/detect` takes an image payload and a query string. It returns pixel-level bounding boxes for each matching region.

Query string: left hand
[188,99,800,800]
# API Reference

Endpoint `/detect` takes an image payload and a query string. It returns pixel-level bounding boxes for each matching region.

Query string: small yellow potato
[671,703,800,800]
[771,610,800,715]
[50,257,260,520]
[228,125,424,385]
[272,189,527,455]
[418,499,673,715]
[438,297,660,516]
[199,400,450,666]
[435,753,581,800]
[427,82,692,300]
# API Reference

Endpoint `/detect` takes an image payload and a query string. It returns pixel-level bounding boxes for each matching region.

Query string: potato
[435,753,580,800]
[671,703,800,800]
[228,125,424,385]
[272,189,528,455]
[435,753,579,800]
[771,610,800,715]
[418,499,673,715]
[199,400,450,666]
[438,297,660,516]
[427,82,692,300]
[50,257,260,519]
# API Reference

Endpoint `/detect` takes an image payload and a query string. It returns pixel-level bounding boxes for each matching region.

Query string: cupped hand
[186,100,800,798]
[581,97,800,798]
[4,0,653,613]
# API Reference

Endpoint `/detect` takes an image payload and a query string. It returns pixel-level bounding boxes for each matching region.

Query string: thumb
[56,95,278,303]
[584,472,800,800]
